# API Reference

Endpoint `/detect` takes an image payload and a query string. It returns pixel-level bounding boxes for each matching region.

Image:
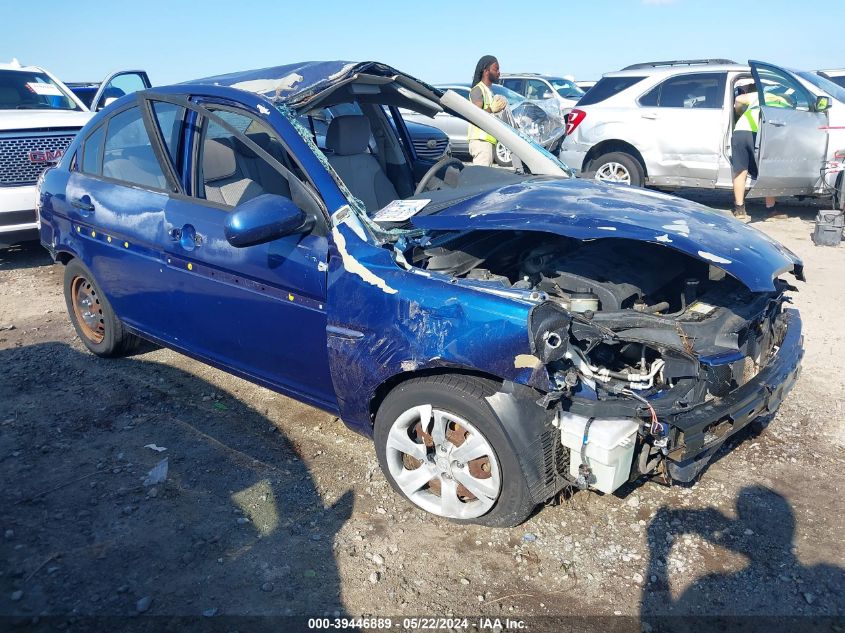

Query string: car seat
[324,115,398,212]
[202,137,265,206]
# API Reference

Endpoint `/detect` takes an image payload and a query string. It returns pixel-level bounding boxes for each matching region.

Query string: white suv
[0,61,149,246]
[560,59,845,207]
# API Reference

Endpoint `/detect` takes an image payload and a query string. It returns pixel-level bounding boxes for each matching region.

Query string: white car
[0,61,149,246]
[500,74,585,118]
[818,69,845,90]
[560,59,845,208]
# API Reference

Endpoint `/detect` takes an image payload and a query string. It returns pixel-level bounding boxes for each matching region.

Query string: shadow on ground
[0,342,352,629]
[0,241,52,272]
[640,486,845,632]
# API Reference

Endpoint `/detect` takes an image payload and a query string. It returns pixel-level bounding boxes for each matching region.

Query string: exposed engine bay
[405,229,796,488]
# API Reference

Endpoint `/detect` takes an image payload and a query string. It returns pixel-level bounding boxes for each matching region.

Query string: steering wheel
[414,156,465,195]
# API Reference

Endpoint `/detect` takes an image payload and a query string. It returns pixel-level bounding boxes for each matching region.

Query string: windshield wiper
[16,104,59,110]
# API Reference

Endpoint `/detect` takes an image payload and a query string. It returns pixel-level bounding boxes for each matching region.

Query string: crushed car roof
[184,61,439,109]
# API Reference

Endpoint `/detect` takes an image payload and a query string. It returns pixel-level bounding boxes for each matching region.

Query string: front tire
[374,374,535,527]
[63,259,140,357]
[590,151,644,187]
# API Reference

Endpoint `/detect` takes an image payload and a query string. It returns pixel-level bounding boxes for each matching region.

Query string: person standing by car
[468,55,508,166]
[731,79,779,218]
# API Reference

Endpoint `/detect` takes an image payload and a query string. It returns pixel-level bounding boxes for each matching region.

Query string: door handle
[641,113,659,120]
[768,120,786,127]
[172,224,202,251]
[71,196,95,213]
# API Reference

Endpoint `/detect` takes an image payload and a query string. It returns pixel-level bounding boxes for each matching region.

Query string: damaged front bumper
[663,307,803,481]
[549,308,803,493]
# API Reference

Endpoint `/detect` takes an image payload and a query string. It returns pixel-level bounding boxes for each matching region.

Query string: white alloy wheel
[384,404,502,520]
[495,142,512,166]
[594,161,632,184]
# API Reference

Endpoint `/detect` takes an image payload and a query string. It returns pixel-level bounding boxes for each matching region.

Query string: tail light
[565,109,587,136]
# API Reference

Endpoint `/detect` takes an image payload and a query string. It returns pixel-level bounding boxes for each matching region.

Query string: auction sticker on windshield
[26,82,63,96]
[372,199,430,222]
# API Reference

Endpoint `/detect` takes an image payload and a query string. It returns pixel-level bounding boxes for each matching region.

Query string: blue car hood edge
[409,179,803,293]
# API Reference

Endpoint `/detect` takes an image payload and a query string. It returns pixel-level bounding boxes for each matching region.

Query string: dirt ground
[1,191,844,632]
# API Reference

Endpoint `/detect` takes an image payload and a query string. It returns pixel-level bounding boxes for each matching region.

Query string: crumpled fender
[326,214,552,433]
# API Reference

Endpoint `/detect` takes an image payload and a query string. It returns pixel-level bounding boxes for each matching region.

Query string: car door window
[639,73,726,109]
[526,80,550,100]
[93,72,150,111]
[101,106,168,190]
[197,107,322,223]
[80,123,106,176]
[151,101,184,171]
[502,79,524,95]
[754,67,812,112]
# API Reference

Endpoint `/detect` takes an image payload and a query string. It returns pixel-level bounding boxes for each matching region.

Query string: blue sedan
[38,61,804,526]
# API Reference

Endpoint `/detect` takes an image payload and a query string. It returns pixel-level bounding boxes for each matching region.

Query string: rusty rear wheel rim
[71,275,105,344]
[385,404,502,520]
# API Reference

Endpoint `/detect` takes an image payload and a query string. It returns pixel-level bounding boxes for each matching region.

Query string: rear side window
[151,101,185,170]
[102,106,167,190]
[578,76,645,106]
[81,124,106,176]
[638,73,726,109]
[501,78,524,95]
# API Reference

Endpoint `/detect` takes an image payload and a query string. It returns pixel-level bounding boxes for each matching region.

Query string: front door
[157,99,335,408]
[749,61,829,196]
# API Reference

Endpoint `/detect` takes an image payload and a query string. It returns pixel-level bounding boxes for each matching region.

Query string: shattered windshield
[0,70,81,111]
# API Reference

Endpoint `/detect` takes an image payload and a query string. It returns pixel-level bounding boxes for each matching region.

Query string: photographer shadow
[0,341,355,630]
[640,486,845,632]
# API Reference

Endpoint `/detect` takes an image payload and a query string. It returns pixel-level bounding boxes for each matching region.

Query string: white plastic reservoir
[558,412,640,494]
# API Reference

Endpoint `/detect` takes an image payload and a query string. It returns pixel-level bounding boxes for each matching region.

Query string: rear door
[635,72,727,186]
[749,60,828,195]
[63,101,178,341]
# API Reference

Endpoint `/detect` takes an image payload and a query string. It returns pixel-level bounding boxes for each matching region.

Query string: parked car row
[560,59,845,209]
[37,59,804,527]
[403,82,567,167]
[0,61,151,245]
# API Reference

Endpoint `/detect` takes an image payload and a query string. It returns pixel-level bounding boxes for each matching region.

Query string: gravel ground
[1,191,844,632]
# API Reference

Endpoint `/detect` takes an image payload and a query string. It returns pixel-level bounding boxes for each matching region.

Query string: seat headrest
[236,132,272,159]
[325,115,371,156]
[203,137,237,182]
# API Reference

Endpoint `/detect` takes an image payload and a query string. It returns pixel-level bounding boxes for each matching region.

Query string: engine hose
[643,301,670,314]
[577,417,595,489]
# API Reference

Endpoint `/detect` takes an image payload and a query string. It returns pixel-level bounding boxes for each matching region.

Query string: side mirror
[816,95,832,112]
[224,194,313,248]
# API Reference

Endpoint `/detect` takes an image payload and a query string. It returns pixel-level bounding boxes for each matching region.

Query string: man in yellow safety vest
[731,78,786,218]
[468,55,508,166]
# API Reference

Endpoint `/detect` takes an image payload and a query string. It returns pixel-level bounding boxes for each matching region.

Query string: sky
[2,0,843,86]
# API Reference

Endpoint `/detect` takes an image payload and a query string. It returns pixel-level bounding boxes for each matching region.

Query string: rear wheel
[590,151,644,187]
[63,259,140,357]
[494,142,513,167]
[374,374,534,527]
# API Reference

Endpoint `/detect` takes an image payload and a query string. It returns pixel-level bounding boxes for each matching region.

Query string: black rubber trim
[0,210,37,227]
